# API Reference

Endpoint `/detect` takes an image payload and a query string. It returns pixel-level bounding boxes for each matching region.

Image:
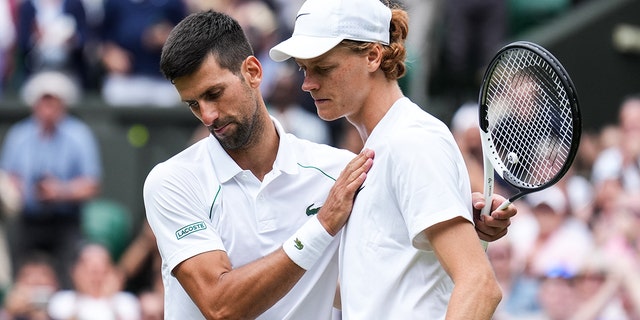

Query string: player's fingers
[472,193,517,220]
[474,215,510,241]
[488,199,517,220]
[480,213,512,229]
[337,149,374,191]
[471,192,487,210]
[476,226,508,242]
[317,149,374,234]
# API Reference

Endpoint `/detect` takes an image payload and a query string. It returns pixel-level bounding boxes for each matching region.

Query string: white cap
[526,186,568,214]
[20,71,80,107]
[269,0,391,62]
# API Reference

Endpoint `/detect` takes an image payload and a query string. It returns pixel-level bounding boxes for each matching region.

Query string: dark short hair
[160,10,254,81]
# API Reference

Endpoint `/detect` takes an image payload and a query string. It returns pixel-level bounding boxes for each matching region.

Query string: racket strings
[485,49,574,188]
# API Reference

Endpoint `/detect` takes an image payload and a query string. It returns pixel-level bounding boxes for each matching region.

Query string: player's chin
[316,109,342,122]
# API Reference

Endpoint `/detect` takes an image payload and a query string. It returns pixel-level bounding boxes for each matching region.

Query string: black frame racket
[478,41,582,216]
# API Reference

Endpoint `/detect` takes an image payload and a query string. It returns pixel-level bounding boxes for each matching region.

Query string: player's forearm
[181,248,306,320]
[427,220,502,319]
[200,216,334,318]
[445,275,502,320]
[175,215,336,319]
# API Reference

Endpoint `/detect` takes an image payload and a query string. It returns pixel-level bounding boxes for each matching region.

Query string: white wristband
[283,215,334,270]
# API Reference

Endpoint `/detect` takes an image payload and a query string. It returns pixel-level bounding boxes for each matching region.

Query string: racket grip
[497,199,512,211]
[481,155,495,216]
[482,198,512,217]
[480,194,493,216]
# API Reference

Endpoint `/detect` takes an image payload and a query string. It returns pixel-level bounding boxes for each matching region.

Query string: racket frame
[478,41,581,215]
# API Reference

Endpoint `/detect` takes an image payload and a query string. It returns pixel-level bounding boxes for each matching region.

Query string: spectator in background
[591,94,640,197]
[15,0,88,88]
[0,169,21,297]
[138,290,163,320]
[487,236,518,320]
[116,220,164,319]
[0,71,102,289]
[591,192,640,274]
[116,220,161,296]
[266,62,331,144]
[47,243,141,320]
[229,0,284,100]
[1,252,59,320]
[506,186,595,317]
[569,249,633,320]
[587,96,640,250]
[450,101,484,192]
[534,267,582,320]
[99,0,187,107]
[0,0,16,99]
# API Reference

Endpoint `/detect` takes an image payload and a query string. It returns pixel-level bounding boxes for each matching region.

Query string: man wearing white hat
[0,71,102,288]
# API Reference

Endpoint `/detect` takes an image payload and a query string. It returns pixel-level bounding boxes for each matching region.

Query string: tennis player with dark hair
[144,8,515,320]
[270,0,503,318]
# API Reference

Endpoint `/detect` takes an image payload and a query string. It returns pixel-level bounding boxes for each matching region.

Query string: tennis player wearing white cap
[271,0,503,318]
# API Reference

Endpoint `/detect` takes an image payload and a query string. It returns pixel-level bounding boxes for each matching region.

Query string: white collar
[209,116,299,184]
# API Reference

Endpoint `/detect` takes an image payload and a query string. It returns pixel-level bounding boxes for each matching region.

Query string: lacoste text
[176,221,207,239]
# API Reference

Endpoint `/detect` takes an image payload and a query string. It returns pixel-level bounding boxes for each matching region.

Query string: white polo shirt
[144,118,354,319]
[339,98,473,319]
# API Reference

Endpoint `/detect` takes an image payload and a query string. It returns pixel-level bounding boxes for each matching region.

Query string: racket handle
[480,195,492,216]
[481,154,495,216]
[482,198,512,217]
[497,199,512,211]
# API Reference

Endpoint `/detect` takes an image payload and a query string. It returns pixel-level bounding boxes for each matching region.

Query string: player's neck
[227,118,279,182]
[348,82,404,142]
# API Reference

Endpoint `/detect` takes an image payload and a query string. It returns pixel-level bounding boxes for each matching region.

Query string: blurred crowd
[453,94,640,320]
[0,0,592,108]
[0,0,629,319]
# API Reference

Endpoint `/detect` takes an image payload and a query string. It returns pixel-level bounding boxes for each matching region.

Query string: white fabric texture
[339,97,473,319]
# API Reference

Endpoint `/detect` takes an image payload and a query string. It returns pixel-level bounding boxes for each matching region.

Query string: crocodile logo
[306,204,321,216]
[294,238,304,250]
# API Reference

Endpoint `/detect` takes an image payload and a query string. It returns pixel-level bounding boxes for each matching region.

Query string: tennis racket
[479,41,581,216]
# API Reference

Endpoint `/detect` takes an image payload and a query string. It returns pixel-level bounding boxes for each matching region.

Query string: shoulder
[7,116,33,130]
[372,101,464,172]
[3,118,34,143]
[146,140,211,186]
[386,109,457,155]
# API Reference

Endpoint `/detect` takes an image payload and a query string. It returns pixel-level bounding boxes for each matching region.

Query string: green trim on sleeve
[209,185,222,220]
